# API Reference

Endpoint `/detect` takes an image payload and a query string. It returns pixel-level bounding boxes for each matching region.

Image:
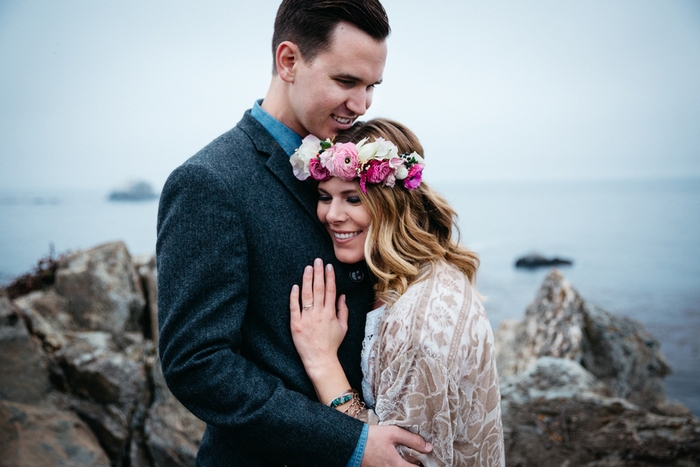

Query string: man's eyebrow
[332,73,383,85]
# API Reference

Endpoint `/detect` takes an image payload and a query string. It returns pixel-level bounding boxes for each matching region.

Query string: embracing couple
[157,1,505,466]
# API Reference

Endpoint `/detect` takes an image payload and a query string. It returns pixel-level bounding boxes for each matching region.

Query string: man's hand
[361,425,432,466]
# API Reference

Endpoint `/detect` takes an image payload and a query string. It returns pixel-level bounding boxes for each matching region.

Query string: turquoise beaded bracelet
[327,389,355,408]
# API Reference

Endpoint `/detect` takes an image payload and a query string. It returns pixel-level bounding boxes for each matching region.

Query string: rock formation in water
[514,253,573,269]
[108,181,159,202]
[495,269,700,466]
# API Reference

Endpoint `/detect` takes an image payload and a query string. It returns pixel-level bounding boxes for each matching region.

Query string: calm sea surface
[1,178,699,414]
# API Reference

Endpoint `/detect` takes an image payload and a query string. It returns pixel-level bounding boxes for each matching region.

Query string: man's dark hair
[272,0,390,73]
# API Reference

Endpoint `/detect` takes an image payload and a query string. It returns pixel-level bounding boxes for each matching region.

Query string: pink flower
[365,159,391,184]
[319,147,335,171]
[388,156,404,169]
[384,172,396,187]
[331,142,360,181]
[309,158,331,181]
[403,164,424,190]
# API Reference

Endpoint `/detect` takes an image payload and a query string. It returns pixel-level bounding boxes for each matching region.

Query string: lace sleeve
[368,261,505,467]
[374,348,458,467]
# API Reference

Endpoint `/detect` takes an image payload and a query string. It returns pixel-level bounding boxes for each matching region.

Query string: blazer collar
[239,111,320,226]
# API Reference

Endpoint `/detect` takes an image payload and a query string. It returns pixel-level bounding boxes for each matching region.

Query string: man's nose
[345,87,369,116]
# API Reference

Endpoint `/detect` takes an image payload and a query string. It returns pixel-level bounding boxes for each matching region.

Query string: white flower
[409,151,425,164]
[395,165,409,180]
[290,135,327,180]
[357,137,397,163]
[298,135,322,159]
[289,152,310,180]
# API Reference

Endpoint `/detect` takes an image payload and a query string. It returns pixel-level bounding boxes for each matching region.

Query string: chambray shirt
[250,100,369,467]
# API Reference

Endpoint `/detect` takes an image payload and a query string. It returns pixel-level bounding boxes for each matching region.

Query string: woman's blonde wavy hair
[334,118,480,305]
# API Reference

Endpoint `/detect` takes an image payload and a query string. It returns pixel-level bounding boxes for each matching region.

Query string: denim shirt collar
[250,99,303,156]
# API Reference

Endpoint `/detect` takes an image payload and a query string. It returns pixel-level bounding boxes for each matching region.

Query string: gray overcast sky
[1,0,699,191]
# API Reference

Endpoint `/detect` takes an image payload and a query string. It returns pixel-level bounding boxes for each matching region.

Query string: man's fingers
[392,428,433,454]
[363,425,431,467]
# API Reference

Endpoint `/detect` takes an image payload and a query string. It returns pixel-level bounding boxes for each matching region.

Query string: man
[157,1,431,465]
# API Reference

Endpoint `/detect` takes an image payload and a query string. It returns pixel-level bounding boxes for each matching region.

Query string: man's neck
[251,99,302,157]
[261,77,304,137]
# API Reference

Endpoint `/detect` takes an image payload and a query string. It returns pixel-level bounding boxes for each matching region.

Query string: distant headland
[108,180,159,202]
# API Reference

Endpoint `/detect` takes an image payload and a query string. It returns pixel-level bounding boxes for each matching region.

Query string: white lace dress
[360,304,386,409]
[358,261,505,467]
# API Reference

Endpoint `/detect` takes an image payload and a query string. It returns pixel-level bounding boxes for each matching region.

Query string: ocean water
[1,178,699,414]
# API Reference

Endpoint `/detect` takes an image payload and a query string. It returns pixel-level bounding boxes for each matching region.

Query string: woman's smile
[331,230,363,241]
[317,177,371,264]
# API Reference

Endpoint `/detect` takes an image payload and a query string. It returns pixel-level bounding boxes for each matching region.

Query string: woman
[289,119,505,466]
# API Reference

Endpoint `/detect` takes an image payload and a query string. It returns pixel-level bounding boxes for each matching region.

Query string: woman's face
[317,177,371,264]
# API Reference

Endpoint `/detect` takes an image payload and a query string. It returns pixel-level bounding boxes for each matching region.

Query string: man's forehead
[317,23,387,79]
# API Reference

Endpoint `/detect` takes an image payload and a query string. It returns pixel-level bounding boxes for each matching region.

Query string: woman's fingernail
[315,258,322,267]
[305,266,312,275]
[326,263,333,272]
[292,284,298,292]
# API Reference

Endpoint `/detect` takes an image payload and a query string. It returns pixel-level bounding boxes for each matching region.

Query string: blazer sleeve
[156,162,362,466]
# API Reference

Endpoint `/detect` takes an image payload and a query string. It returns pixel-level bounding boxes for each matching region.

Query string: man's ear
[276,41,300,83]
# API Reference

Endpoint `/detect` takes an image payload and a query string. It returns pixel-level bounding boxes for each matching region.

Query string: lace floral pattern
[361,261,505,467]
[361,305,386,408]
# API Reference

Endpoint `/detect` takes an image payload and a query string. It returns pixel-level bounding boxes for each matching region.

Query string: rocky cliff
[495,269,700,466]
[1,242,698,466]
[1,242,203,467]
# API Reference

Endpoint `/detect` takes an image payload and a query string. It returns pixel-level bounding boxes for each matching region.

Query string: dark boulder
[515,253,572,269]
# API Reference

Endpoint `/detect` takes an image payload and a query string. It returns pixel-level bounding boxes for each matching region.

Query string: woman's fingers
[324,262,337,309]
[289,284,300,329]
[313,258,325,308]
[337,294,348,334]
[301,264,314,311]
[300,259,338,316]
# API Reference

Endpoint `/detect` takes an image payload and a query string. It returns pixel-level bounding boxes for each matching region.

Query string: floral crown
[290,135,425,193]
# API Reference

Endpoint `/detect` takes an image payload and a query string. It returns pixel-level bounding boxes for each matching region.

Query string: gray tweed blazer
[157,110,374,466]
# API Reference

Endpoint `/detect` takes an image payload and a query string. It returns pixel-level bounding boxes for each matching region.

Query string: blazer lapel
[266,147,320,223]
[238,112,320,225]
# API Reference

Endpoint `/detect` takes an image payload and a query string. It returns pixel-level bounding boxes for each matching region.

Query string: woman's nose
[326,201,346,223]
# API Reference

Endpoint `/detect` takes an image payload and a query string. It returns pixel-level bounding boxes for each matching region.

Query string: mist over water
[1,178,699,414]
[0,189,159,281]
